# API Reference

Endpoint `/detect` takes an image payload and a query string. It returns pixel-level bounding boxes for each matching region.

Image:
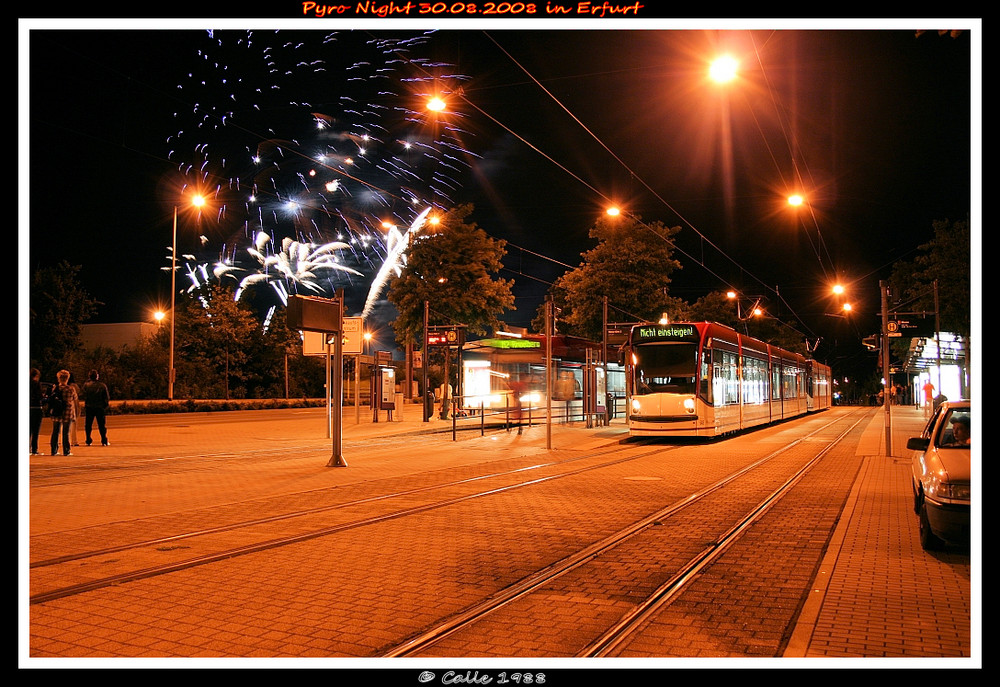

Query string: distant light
[709,55,739,83]
[192,194,206,208]
[788,194,804,207]
[832,284,845,295]
[727,290,737,299]
[606,206,620,217]
[427,97,446,112]
[843,302,853,313]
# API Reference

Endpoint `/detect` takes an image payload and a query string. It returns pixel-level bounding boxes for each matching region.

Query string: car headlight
[925,474,971,502]
[936,483,971,500]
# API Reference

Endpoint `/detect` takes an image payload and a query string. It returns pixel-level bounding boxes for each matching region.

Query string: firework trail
[165,29,476,316]
[362,206,431,318]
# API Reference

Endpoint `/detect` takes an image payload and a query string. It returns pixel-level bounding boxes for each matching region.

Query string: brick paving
[22,405,977,666]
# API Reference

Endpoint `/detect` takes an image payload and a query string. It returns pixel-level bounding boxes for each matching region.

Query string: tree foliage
[534,215,685,341]
[387,204,515,345]
[889,217,970,337]
[29,261,99,379]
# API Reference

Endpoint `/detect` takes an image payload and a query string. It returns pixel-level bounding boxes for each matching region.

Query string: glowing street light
[427,96,446,112]
[727,290,762,321]
[709,55,739,84]
[788,194,805,207]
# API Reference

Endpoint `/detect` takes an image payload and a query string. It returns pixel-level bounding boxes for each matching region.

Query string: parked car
[908,400,971,550]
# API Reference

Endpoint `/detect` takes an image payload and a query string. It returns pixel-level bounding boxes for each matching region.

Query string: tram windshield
[633,342,698,395]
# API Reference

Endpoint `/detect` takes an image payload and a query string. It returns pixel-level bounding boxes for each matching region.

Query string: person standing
[68,372,83,446]
[922,379,936,416]
[82,369,111,446]
[49,369,78,456]
[29,368,44,455]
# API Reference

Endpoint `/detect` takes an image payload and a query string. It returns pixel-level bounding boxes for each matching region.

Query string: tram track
[379,410,867,657]
[29,439,674,604]
[28,408,872,659]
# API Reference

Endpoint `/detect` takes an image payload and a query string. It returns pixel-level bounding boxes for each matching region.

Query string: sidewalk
[785,405,977,660]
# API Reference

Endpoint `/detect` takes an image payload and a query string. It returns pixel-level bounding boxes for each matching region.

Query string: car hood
[930,446,971,482]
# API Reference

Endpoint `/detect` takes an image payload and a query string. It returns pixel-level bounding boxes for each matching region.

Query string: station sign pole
[287,293,347,467]
[880,281,892,456]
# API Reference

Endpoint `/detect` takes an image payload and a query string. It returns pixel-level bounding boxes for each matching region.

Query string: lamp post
[168,195,204,401]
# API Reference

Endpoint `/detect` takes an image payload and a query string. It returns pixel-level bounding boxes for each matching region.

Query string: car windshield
[936,408,971,448]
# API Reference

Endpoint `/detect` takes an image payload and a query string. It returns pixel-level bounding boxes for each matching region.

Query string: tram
[625,321,831,438]
[460,334,626,417]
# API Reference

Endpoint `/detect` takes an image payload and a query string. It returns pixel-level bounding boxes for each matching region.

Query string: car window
[921,406,943,438]
[935,408,971,448]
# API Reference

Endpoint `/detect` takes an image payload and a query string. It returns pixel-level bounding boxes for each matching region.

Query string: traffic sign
[427,326,465,347]
[886,316,936,338]
[342,317,363,354]
[287,294,341,333]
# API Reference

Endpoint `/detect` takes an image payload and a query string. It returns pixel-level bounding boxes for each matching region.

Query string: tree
[172,283,262,399]
[536,214,685,341]
[889,217,970,337]
[387,204,515,345]
[29,261,99,379]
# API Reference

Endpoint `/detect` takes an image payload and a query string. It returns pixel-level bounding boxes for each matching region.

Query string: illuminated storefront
[903,332,969,404]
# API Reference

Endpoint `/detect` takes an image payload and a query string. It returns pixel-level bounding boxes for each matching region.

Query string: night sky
[23,18,979,375]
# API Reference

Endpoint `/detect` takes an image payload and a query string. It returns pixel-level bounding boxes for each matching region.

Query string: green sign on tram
[634,324,697,341]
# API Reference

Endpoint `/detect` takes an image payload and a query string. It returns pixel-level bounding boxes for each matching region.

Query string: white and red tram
[625,322,831,438]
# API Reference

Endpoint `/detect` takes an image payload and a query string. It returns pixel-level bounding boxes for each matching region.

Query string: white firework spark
[165,30,477,317]
[238,232,362,305]
[362,207,430,317]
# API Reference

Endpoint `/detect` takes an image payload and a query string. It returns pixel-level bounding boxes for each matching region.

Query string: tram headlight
[683,397,696,413]
[631,398,641,414]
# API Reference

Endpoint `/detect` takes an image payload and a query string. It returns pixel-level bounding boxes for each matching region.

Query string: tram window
[634,343,697,394]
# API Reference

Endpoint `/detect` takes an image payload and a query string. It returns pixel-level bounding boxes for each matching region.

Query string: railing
[436,392,625,441]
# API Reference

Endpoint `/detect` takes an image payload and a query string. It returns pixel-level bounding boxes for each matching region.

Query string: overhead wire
[479,30,824,341]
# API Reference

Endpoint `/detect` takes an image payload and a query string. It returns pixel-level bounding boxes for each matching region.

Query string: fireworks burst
[165,29,477,318]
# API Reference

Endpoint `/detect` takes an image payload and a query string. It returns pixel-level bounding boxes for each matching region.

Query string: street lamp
[727,290,762,321]
[168,194,205,401]
[708,55,739,84]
